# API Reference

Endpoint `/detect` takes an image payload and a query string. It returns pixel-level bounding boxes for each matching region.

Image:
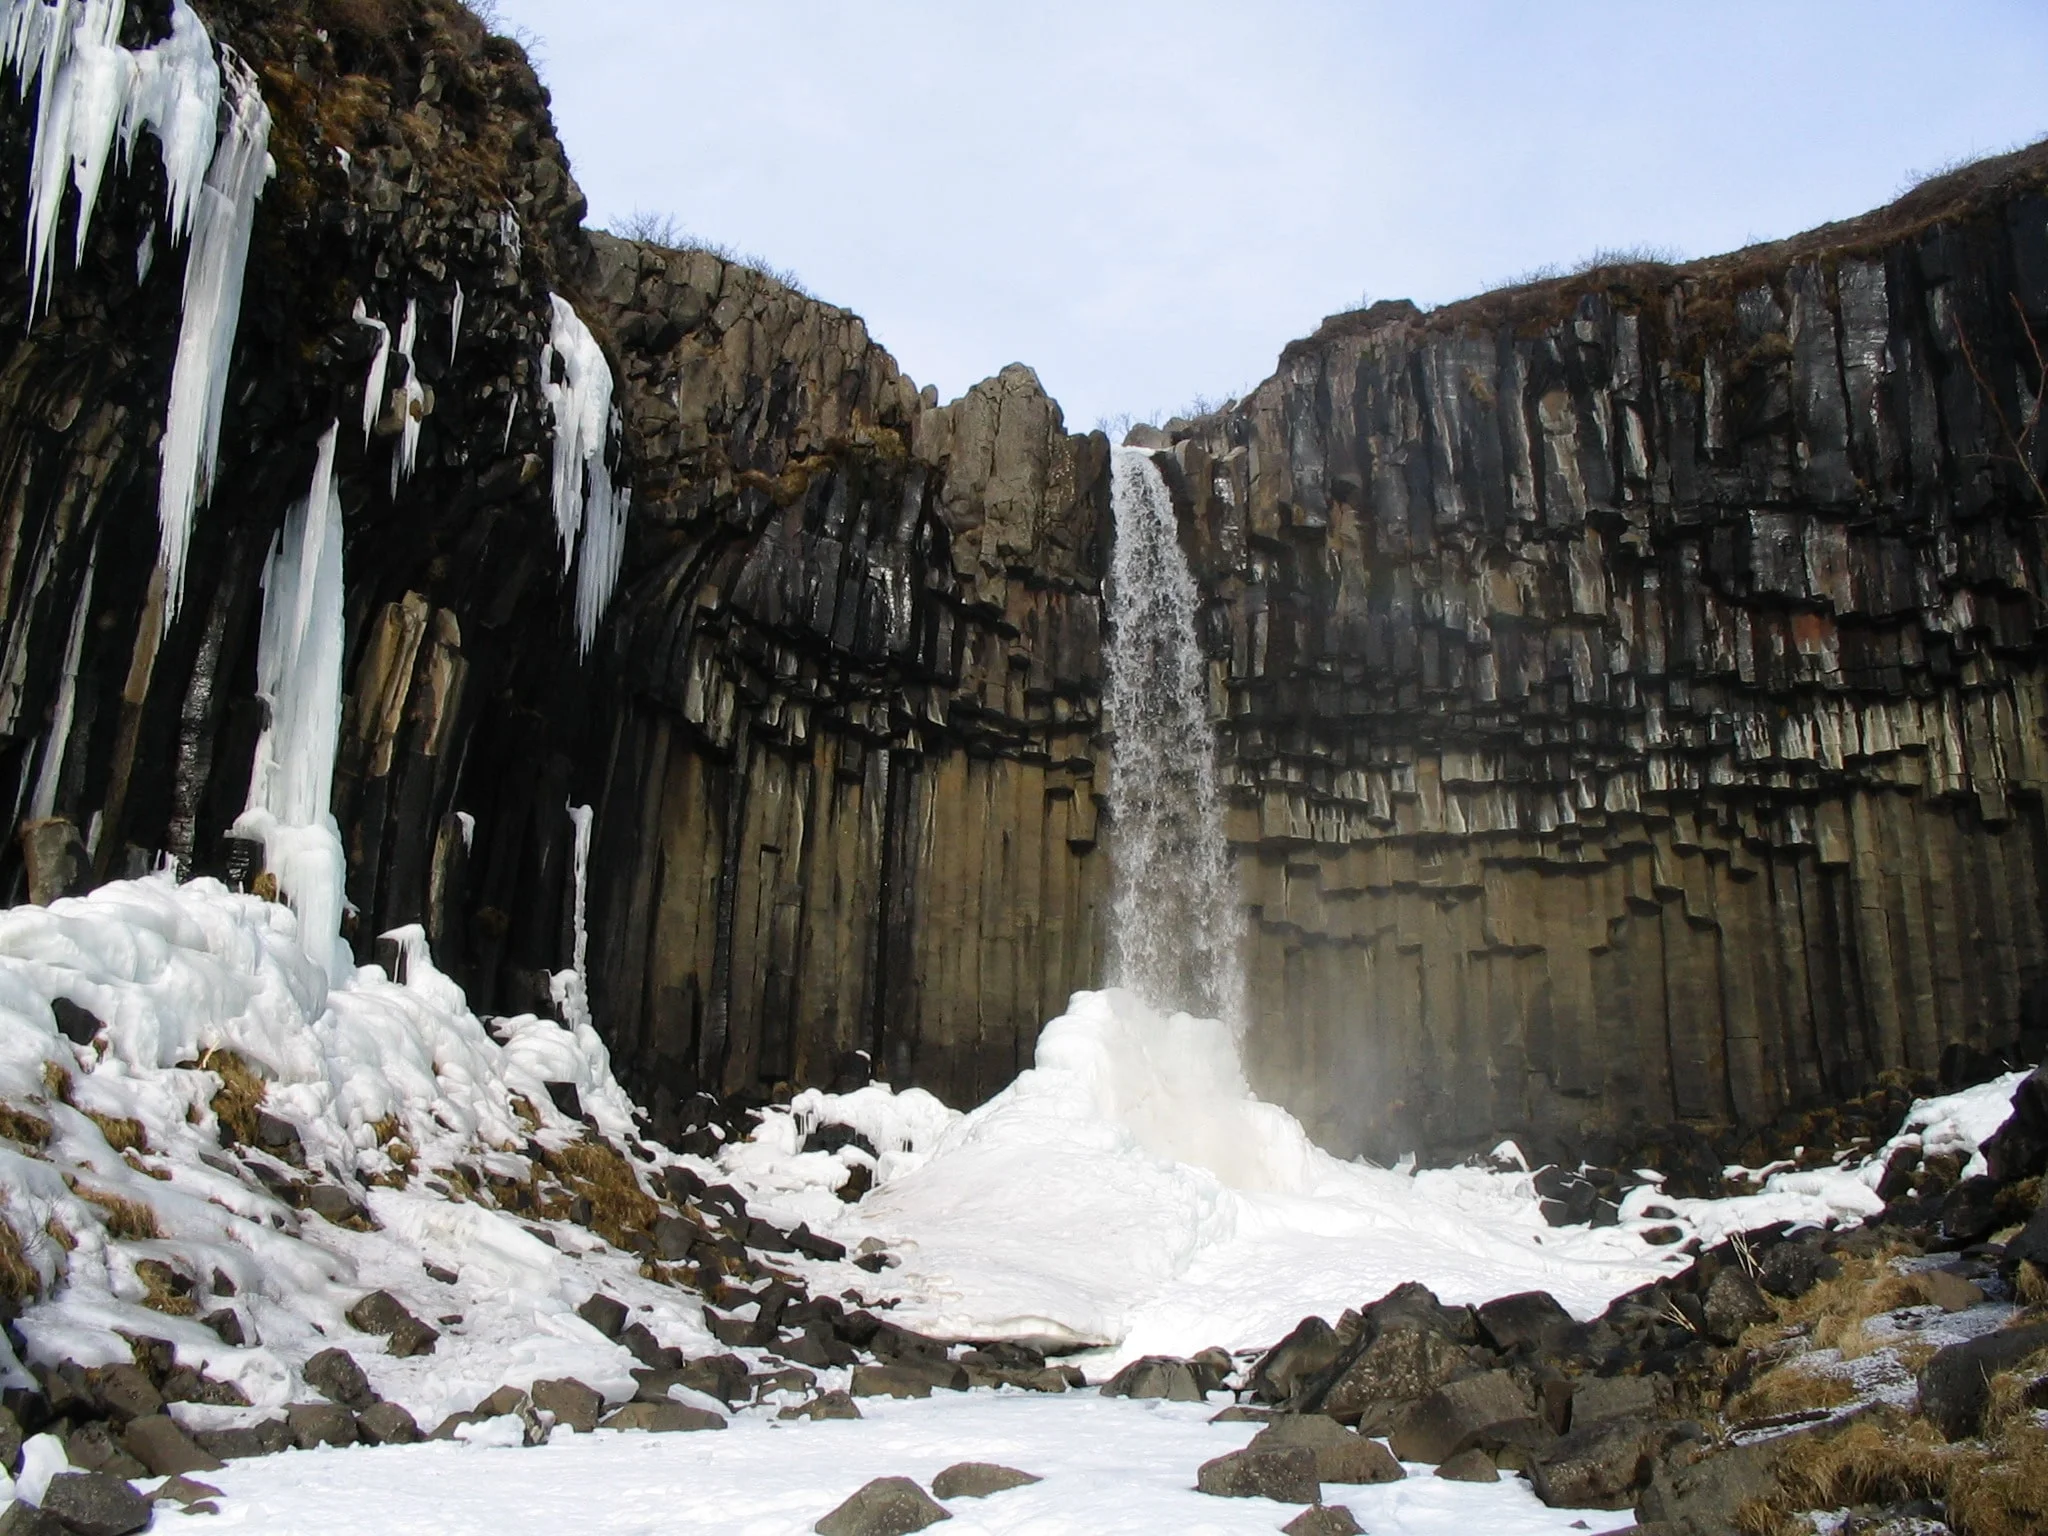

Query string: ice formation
[153,45,272,629]
[389,297,424,495]
[352,298,391,443]
[449,279,464,364]
[1,0,222,314]
[541,292,628,655]
[548,802,595,1034]
[234,424,349,983]
[1104,447,1243,1021]
[25,538,95,823]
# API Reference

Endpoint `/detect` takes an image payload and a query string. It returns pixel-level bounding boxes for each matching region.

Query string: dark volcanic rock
[1528,1419,1664,1509]
[531,1378,603,1434]
[928,1463,1040,1500]
[1281,1508,1363,1536]
[1475,1291,1576,1354]
[1917,1324,2048,1438]
[1249,1417,1403,1484]
[1098,1357,1203,1402]
[346,1289,439,1356]
[813,1477,950,1535]
[36,1473,152,1536]
[302,1347,376,1410]
[850,1362,968,1399]
[121,1414,224,1476]
[356,1400,422,1445]
[1251,1316,1347,1404]
[576,1294,629,1340]
[1388,1371,1532,1465]
[599,1401,726,1433]
[1435,1448,1500,1483]
[1195,1445,1320,1502]
[1983,1066,2048,1183]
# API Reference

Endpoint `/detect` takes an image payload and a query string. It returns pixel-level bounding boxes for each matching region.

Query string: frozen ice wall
[1103,447,1243,1022]
[234,425,349,982]
[542,293,628,655]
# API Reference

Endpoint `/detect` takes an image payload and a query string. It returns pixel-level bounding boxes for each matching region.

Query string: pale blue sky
[491,0,2048,430]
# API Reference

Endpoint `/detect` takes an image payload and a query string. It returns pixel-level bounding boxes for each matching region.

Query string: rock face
[1,0,2045,1160]
[1157,143,2048,1159]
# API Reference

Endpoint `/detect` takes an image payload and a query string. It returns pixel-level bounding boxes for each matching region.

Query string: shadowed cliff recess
[1,0,2045,1170]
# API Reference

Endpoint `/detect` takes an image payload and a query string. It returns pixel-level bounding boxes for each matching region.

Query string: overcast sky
[489,0,2048,431]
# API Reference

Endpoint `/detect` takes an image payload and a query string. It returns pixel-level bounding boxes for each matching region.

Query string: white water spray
[1104,446,1242,1022]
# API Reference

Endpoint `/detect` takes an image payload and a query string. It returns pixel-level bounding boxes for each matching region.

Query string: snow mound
[720,990,2033,1372]
[0,873,708,1431]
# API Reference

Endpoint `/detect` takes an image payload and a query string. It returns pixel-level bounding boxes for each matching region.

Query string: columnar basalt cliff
[1,0,2045,1163]
[1158,146,2048,1161]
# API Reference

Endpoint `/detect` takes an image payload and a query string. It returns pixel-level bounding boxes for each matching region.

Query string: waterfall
[1104,446,1243,1022]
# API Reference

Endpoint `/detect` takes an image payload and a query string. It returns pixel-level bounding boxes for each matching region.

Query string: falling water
[1104,446,1244,1022]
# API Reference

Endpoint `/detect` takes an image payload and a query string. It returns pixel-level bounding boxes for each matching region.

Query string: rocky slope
[0,0,2044,1171]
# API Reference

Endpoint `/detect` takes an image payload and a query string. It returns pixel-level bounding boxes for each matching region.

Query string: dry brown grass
[42,1061,70,1101]
[0,1218,41,1303]
[72,1183,161,1240]
[1726,1361,1861,1424]
[86,1111,148,1153]
[0,1104,51,1148]
[134,1258,195,1317]
[204,1050,267,1145]
[543,1137,659,1248]
[2016,1260,2048,1308]
[1737,1358,2048,1536]
[1741,1251,1937,1362]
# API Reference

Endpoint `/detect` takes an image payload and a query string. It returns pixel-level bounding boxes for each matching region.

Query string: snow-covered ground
[716,989,1991,1372]
[139,1392,1637,1536]
[0,873,2030,1533]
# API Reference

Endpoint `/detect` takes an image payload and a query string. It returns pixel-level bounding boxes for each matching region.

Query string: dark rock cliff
[1159,143,2048,1162]
[2,0,2044,1163]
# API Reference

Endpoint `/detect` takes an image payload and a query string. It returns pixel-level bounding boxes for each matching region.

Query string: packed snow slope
[0,873,721,1431]
[719,988,1957,1369]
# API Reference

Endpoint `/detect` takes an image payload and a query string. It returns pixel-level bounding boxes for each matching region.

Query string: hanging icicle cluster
[541,292,629,657]
[235,424,350,983]
[0,0,273,633]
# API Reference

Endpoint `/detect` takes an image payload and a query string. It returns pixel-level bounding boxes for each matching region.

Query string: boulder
[1982,1065,2048,1182]
[1528,1418,1663,1509]
[1570,1374,1671,1429]
[84,1366,161,1424]
[303,1185,371,1226]
[531,1378,604,1434]
[1248,1417,1403,1484]
[0,1501,65,1536]
[1195,1445,1320,1502]
[599,1401,726,1433]
[120,1414,223,1476]
[1251,1317,1347,1404]
[929,1463,1040,1499]
[150,1475,223,1507]
[61,1423,145,1481]
[35,1473,151,1536]
[1919,1269,1986,1313]
[1636,1433,1798,1531]
[1917,1324,2048,1438]
[1757,1241,1836,1299]
[850,1362,967,1399]
[1281,1508,1363,1536]
[356,1401,420,1445]
[1309,1320,1468,1423]
[1700,1268,1774,1344]
[1436,1448,1500,1482]
[302,1347,376,1410]
[779,1390,863,1421]
[286,1402,359,1448]
[617,1323,679,1370]
[1474,1291,1576,1354]
[1455,1415,1559,1472]
[0,1408,18,1475]
[813,1477,951,1535]
[1388,1371,1532,1464]
[345,1290,439,1357]
[675,1354,752,1406]
[1098,1357,1202,1402]
[1936,1177,2006,1249]
[576,1293,629,1339]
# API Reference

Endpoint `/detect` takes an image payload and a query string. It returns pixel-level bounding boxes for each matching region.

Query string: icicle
[352,299,390,444]
[454,810,474,852]
[449,281,463,365]
[498,203,520,265]
[153,46,271,632]
[501,393,516,453]
[133,223,150,282]
[547,802,594,1032]
[389,297,423,495]
[27,540,96,822]
[2,0,222,316]
[541,292,627,655]
[235,422,349,984]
